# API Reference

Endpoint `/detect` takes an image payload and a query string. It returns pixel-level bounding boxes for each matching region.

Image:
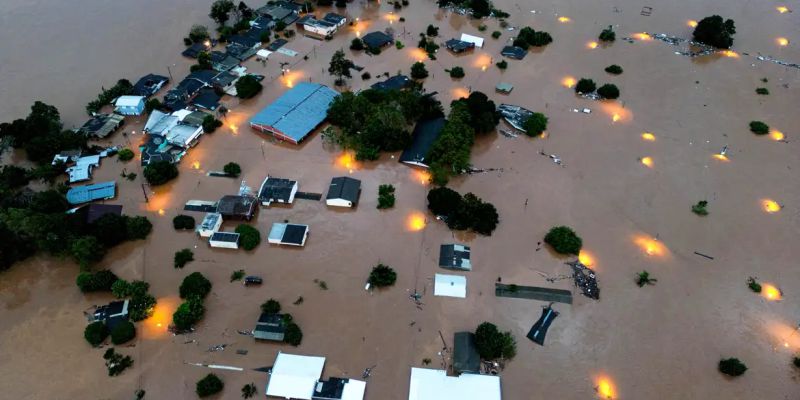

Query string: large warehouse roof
[250,83,338,144]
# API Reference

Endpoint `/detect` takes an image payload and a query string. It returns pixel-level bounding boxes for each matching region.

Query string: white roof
[115,95,145,107]
[266,352,326,399]
[166,124,203,147]
[257,49,273,59]
[409,368,501,400]
[172,109,193,121]
[460,33,484,48]
[434,274,467,298]
[341,379,367,400]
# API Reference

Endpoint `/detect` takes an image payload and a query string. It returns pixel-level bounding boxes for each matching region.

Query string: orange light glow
[408,47,427,61]
[281,71,303,88]
[562,76,576,88]
[595,376,617,399]
[712,154,730,162]
[587,41,599,49]
[411,169,431,185]
[158,209,165,216]
[634,32,652,41]
[777,37,789,46]
[721,50,739,58]
[558,16,571,23]
[578,250,595,267]
[229,124,238,135]
[142,297,179,339]
[406,212,426,231]
[452,87,470,99]
[335,151,359,172]
[473,54,492,70]
[600,102,632,123]
[383,13,399,23]
[356,30,361,37]
[761,284,782,301]
[777,6,790,13]
[612,114,621,122]
[641,132,655,141]
[634,235,667,257]
[762,199,781,213]
[192,161,200,169]
[640,156,653,167]
[769,130,785,141]
[688,20,698,28]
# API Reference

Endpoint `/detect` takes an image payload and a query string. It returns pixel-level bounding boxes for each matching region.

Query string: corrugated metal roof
[66,181,116,205]
[250,83,338,143]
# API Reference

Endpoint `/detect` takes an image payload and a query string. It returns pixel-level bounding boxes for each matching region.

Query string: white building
[258,176,298,206]
[114,95,146,115]
[433,274,467,298]
[268,223,309,246]
[408,368,501,400]
[460,33,485,48]
[209,231,240,249]
[266,352,326,400]
[65,155,101,183]
[326,177,361,208]
[143,109,204,147]
[196,212,223,237]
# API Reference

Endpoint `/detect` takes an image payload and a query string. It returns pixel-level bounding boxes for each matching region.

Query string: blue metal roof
[66,181,117,205]
[249,83,338,143]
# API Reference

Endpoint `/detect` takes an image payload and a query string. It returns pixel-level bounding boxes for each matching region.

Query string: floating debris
[497,104,534,131]
[566,260,600,300]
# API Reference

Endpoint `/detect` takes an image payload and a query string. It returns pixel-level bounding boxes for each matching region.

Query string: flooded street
[1,0,800,398]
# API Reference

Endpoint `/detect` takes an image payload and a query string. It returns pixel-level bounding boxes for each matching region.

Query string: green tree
[235,75,262,99]
[692,200,709,216]
[747,277,761,293]
[474,322,516,359]
[129,292,157,321]
[112,279,132,298]
[284,322,303,346]
[145,98,162,113]
[411,62,429,79]
[604,65,623,75]
[196,373,224,397]
[202,115,223,133]
[126,216,153,240]
[575,78,596,94]
[29,189,69,213]
[328,50,354,86]
[427,24,439,36]
[449,67,465,78]
[143,160,178,185]
[496,60,508,70]
[693,15,736,49]
[368,264,397,287]
[180,272,212,299]
[189,24,210,43]
[197,51,212,70]
[224,162,241,177]
[173,215,196,230]
[377,184,396,209]
[104,348,134,376]
[235,224,260,250]
[755,87,769,95]
[427,187,463,216]
[597,84,620,99]
[544,226,583,255]
[71,236,106,268]
[85,321,110,346]
[76,270,118,292]
[210,0,235,26]
[275,20,287,32]
[111,320,137,344]
[598,26,615,42]
[174,248,194,268]
[492,31,501,39]
[719,358,747,376]
[173,295,205,330]
[749,121,769,135]
[469,0,491,18]
[261,298,281,314]
[454,91,500,134]
[118,148,134,161]
[242,383,258,399]
[514,27,553,49]
[636,271,657,287]
[350,38,365,51]
[523,112,548,137]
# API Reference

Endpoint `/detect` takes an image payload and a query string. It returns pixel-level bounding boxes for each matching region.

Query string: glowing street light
[776,6,790,13]
[634,32,652,41]
[641,132,655,141]
[762,199,781,213]
[587,41,599,49]
[769,130,785,141]
[640,156,653,167]
[562,76,576,88]
[721,50,739,58]
[406,212,426,231]
[777,37,789,46]
[687,20,698,28]
[558,16,571,23]
[762,284,782,301]
[595,376,617,399]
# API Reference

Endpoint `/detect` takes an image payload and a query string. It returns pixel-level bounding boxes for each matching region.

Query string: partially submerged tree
[284,321,303,346]
[224,162,241,177]
[693,15,736,49]
[368,264,397,287]
[242,383,258,399]
[210,0,236,26]
[746,277,762,293]
[474,322,516,360]
[235,75,263,99]
[513,27,553,49]
[111,320,137,345]
[692,200,709,216]
[179,272,212,299]
[636,271,657,287]
[328,50,355,86]
[202,115,223,133]
[719,358,747,377]
[749,121,769,135]
[85,321,110,347]
[449,66,465,78]
[196,373,224,397]
[544,226,583,255]
[173,295,205,330]
[235,224,261,250]
[411,62,429,79]
[173,215,196,230]
[604,65,623,75]
[118,148,135,161]
[755,87,769,95]
[598,26,615,42]
[350,38,365,51]
[377,184,396,209]
[261,298,281,314]
[597,84,620,99]
[523,112,548,137]
[575,78,596,94]
[76,270,118,292]
[174,248,194,269]
[189,25,210,43]
[104,348,134,376]
[143,160,178,185]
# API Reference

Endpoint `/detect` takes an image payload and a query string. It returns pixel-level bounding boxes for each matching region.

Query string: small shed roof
[269,223,309,245]
[79,113,125,138]
[259,176,297,203]
[266,352,326,400]
[408,368,501,400]
[250,83,338,143]
[314,378,367,400]
[459,33,484,48]
[254,313,286,341]
[438,244,471,270]
[115,95,145,107]
[132,74,169,97]
[495,82,514,93]
[452,332,480,374]
[445,39,475,52]
[66,181,116,205]
[217,195,258,219]
[210,232,240,243]
[326,177,361,203]
[433,274,467,298]
[370,75,412,91]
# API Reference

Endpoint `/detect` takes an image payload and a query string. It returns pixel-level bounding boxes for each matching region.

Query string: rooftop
[269,223,309,246]
[266,352,326,400]
[132,74,169,97]
[452,332,480,374]
[433,273,467,298]
[217,195,258,219]
[362,31,393,49]
[84,204,123,224]
[254,313,287,341]
[259,176,297,204]
[444,39,475,53]
[250,83,338,144]
[326,177,361,203]
[438,244,471,270]
[210,231,240,243]
[370,75,412,91]
[313,377,367,400]
[79,113,125,138]
[399,118,446,168]
[408,368,501,400]
[66,181,116,205]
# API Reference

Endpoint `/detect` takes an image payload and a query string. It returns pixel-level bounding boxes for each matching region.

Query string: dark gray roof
[187,70,217,85]
[323,13,346,25]
[438,243,471,270]
[212,71,238,87]
[282,224,308,245]
[445,39,475,53]
[362,31,393,49]
[79,113,125,138]
[326,177,361,204]
[228,34,259,48]
[85,204,123,224]
[370,75,412,91]
[399,117,445,167]
[313,377,349,399]
[453,332,480,373]
[259,177,296,202]
[132,74,169,97]
[210,232,240,242]
[217,195,258,219]
[191,88,221,111]
[182,42,211,58]
[267,39,288,51]
[501,46,527,60]
[254,313,286,341]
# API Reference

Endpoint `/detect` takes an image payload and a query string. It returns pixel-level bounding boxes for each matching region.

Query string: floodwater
[1,0,800,399]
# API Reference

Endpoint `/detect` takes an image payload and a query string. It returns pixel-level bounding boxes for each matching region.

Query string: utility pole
[141,184,149,203]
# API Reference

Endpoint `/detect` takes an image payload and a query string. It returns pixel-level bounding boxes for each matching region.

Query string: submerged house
[322,13,346,28]
[209,231,240,249]
[253,313,287,341]
[114,95,146,116]
[80,203,123,224]
[362,31,393,50]
[217,195,258,220]
[211,51,241,72]
[132,74,169,97]
[445,39,475,53]
[143,109,204,149]
[399,118,445,168]
[370,75,413,91]
[66,155,101,183]
[500,46,527,60]
[433,273,467,298]
[66,181,116,205]
[298,15,338,37]
[268,223,309,246]
[227,34,262,61]
[439,244,472,271]
[258,176,298,206]
[266,352,326,400]
[79,113,125,139]
[257,3,300,25]
[250,83,338,144]
[197,212,223,237]
[313,378,367,400]
[326,177,361,208]
[92,300,130,330]
[191,87,221,111]
[459,33,484,48]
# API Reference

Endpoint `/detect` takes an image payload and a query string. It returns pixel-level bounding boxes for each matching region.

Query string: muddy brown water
[1,0,799,398]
